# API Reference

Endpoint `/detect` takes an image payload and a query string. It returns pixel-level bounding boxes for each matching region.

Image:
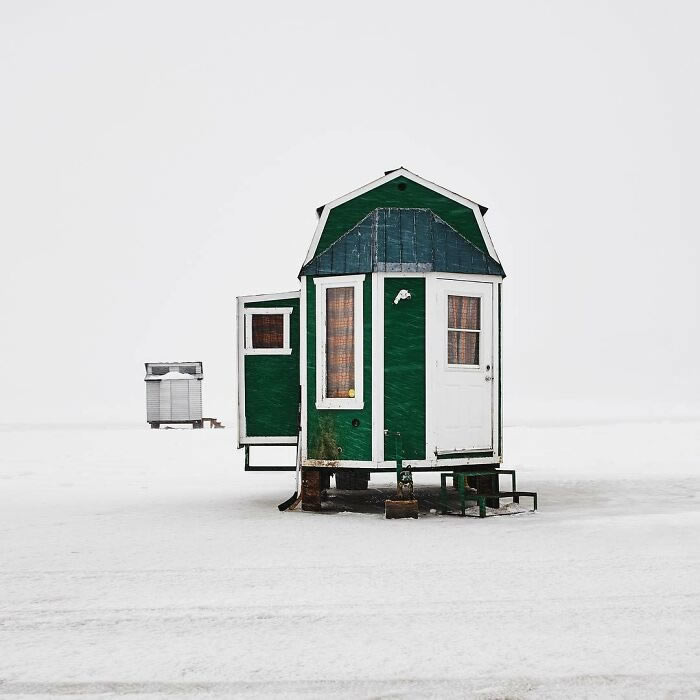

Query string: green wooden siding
[244,297,300,438]
[317,176,486,257]
[383,278,426,461]
[306,276,372,461]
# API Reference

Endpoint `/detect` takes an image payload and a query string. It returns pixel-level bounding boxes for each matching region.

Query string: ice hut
[238,168,510,510]
[145,362,203,428]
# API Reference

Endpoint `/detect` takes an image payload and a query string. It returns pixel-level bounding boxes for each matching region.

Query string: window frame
[243,307,293,355]
[314,275,364,410]
[445,292,483,370]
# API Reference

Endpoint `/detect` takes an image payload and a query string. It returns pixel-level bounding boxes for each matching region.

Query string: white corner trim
[372,273,384,465]
[314,275,364,411]
[301,168,500,266]
[493,281,501,458]
[237,297,246,445]
[300,277,308,462]
[243,307,293,355]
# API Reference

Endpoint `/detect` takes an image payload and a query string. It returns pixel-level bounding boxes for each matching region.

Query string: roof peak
[315,168,488,218]
[305,169,497,267]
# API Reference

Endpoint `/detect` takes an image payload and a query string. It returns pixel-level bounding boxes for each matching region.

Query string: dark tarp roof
[299,208,505,278]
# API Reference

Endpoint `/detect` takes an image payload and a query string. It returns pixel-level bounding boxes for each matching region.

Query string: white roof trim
[237,290,300,304]
[301,168,501,267]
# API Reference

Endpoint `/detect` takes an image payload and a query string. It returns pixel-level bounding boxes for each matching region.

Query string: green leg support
[478,495,486,518]
[394,434,402,489]
[457,473,466,516]
[440,474,448,514]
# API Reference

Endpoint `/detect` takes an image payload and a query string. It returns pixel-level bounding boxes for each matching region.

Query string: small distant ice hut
[145,362,203,429]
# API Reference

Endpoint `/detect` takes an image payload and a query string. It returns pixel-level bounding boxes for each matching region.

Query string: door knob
[485,376,492,382]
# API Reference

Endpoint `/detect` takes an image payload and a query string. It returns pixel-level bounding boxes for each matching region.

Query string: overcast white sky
[1,1,698,425]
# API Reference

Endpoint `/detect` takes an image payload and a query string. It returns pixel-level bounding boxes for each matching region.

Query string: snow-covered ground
[1,422,699,699]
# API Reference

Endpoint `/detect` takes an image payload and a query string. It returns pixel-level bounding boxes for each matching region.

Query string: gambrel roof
[301,168,502,274]
[300,208,504,277]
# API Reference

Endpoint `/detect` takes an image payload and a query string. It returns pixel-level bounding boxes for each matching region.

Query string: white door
[429,278,494,454]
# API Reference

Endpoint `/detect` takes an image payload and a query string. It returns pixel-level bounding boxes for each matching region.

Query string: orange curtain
[448,331,479,365]
[448,295,480,329]
[326,287,355,397]
[448,296,480,365]
[252,314,283,348]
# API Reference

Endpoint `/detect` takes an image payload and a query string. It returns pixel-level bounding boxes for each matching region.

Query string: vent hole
[397,182,407,191]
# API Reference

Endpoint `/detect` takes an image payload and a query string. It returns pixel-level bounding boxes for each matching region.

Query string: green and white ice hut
[237,168,505,494]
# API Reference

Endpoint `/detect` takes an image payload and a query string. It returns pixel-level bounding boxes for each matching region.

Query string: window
[447,295,480,366]
[244,308,292,355]
[326,286,355,398]
[252,314,284,349]
[314,275,364,409]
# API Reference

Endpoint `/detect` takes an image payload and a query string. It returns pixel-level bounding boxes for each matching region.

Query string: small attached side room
[237,292,300,447]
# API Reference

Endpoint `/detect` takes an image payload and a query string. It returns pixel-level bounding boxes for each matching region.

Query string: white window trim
[244,307,293,355]
[314,275,364,410]
[445,292,483,370]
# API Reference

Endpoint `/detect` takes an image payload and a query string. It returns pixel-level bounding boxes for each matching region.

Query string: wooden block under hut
[301,469,322,512]
[385,499,419,519]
